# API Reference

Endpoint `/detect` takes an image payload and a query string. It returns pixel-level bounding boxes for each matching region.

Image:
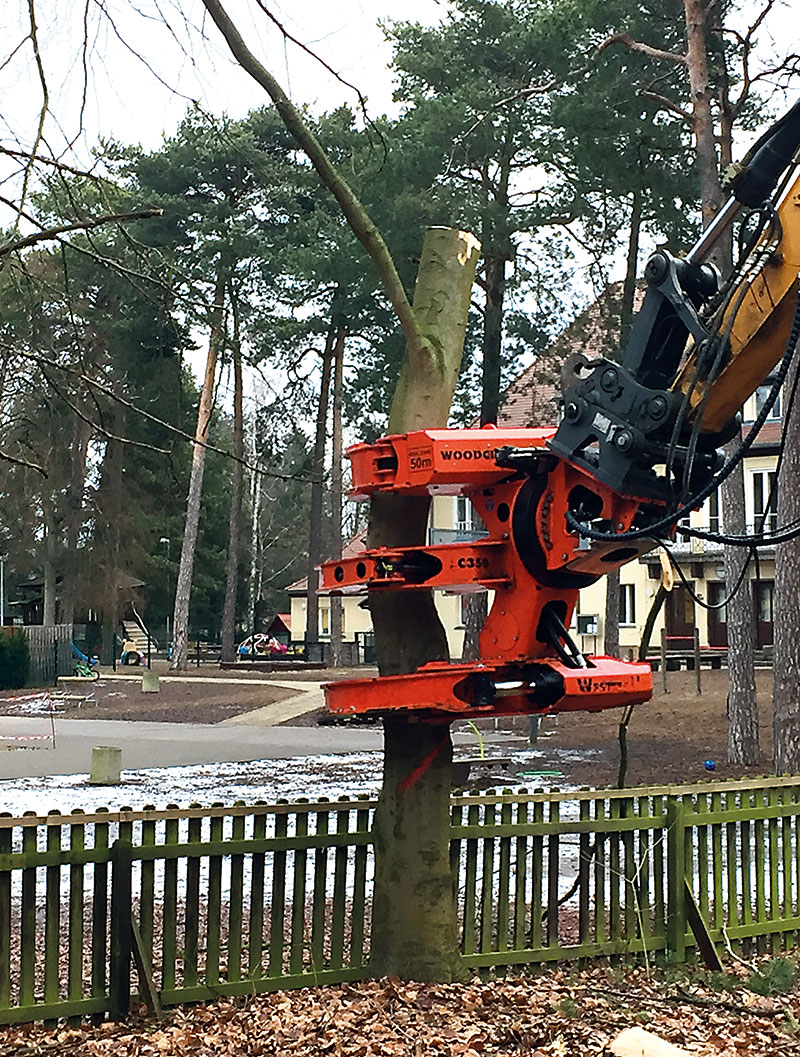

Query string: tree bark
[480,255,506,426]
[42,493,57,626]
[171,266,226,670]
[220,298,245,663]
[461,592,487,662]
[619,187,642,350]
[683,0,724,231]
[774,357,800,773]
[304,322,335,655]
[248,436,262,638]
[369,227,480,982]
[329,328,345,668]
[604,569,620,657]
[681,0,759,760]
[605,190,643,660]
[60,414,90,624]
[722,445,759,764]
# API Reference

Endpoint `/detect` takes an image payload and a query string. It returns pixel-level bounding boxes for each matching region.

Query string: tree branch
[198,0,432,371]
[0,448,47,476]
[17,0,49,233]
[597,32,688,67]
[641,90,693,123]
[0,207,164,257]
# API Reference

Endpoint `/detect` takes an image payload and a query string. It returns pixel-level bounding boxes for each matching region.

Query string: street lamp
[159,538,171,648]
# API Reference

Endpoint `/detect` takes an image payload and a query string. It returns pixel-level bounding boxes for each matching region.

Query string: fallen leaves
[0,959,799,1056]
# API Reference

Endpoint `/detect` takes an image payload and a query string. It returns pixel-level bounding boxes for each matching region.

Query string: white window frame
[755,383,782,422]
[619,583,636,626]
[750,469,778,533]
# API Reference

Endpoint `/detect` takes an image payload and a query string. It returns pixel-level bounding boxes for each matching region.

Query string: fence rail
[2,775,800,1025]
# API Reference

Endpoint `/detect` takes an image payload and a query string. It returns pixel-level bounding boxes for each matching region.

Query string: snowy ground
[0,743,592,816]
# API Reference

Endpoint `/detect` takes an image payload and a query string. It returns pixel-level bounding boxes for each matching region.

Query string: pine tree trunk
[171,266,226,670]
[682,0,758,759]
[329,329,345,668]
[774,357,800,773]
[42,494,57,626]
[619,187,642,349]
[220,300,244,663]
[304,322,335,656]
[480,255,506,426]
[461,592,487,662]
[369,227,480,982]
[683,0,724,230]
[61,415,90,624]
[604,190,643,660]
[604,570,620,657]
[722,446,759,764]
[247,444,262,638]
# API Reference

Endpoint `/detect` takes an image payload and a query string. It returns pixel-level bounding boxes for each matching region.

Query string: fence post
[694,628,701,695]
[665,797,686,962]
[109,838,133,1021]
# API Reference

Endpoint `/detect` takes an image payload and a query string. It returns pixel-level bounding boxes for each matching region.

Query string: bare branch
[0,448,47,476]
[253,0,374,129]
[0,147,109,182]
[597,32,688,67]
[198,0,432,372]
[17,0,49,231]
[641,90,693,123]
[0,206,164,257]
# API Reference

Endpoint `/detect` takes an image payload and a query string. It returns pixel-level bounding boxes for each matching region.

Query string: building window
[455,496,486,534]
[619,584,636,626]
[755,383,782,421]
[320,607,329,638]
[751,470,778,533]
[757,581,774,624]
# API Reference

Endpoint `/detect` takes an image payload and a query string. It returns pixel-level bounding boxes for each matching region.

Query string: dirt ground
[0,666,369,725]
[543,667,775,788]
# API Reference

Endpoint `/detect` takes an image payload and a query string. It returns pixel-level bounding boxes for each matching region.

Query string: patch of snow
[0,747,583,816]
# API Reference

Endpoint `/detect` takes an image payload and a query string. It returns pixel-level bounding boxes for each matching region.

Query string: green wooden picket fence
[2,776,800,1025]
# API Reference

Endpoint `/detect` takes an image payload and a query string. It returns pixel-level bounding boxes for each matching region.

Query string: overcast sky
[0,0,797,393]
[0,0,447,169]
[2,0,798,165]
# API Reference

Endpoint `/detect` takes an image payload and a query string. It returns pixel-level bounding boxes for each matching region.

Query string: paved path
[79,672,327,725]
[0,715,383,779]
[220,682,325,726]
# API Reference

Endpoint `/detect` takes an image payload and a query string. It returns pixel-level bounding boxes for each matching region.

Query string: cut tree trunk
[171,266,226,670]
[220,303,244,663]
[369,226,480,982]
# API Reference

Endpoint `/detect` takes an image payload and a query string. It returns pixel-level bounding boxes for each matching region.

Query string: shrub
[0,630,30,690]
